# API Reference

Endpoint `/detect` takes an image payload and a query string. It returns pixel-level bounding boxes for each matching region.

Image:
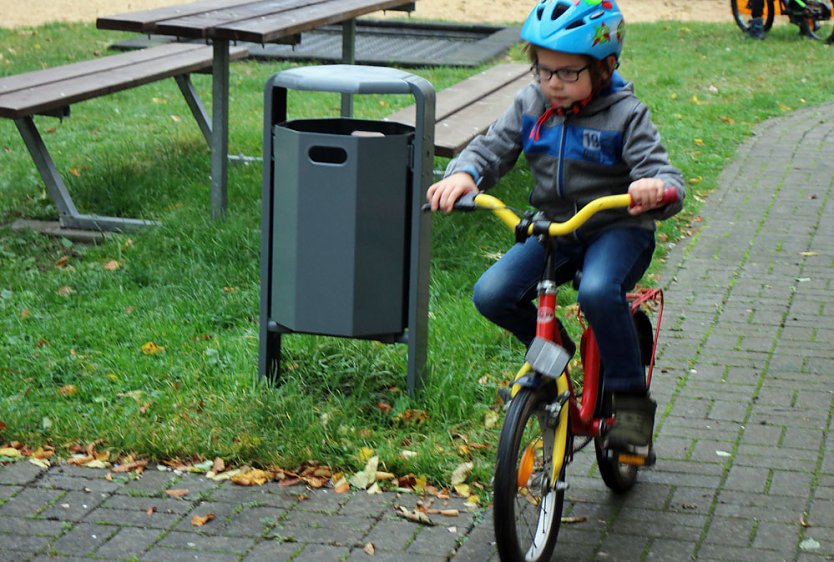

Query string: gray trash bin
[271,118,414,337]
[259,65,435,395]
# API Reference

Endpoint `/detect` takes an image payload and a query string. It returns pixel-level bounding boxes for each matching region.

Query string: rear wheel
[731,0,775,32]
[594,438,639,493]
[494,388,569,562]
[594,309,653,493]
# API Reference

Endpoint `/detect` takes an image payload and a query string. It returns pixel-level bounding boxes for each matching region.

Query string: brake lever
[452,191,478,211]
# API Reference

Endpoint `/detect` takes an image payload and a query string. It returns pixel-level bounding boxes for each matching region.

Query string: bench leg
[174,74,258,165]
[210,40,230,220]
[14,116,157,232]
[174,74,212,147]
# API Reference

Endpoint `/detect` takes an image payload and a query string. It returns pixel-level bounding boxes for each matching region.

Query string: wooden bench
[0,42,247,233]
[384,63,530,158]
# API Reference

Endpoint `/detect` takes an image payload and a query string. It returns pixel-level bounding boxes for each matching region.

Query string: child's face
[535,48,594,109]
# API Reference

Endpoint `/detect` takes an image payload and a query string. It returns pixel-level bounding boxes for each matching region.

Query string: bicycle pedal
[616,451,656,467]
[607,445,655,467]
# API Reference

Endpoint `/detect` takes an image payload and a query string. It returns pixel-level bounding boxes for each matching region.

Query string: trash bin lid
[270,64,420,95]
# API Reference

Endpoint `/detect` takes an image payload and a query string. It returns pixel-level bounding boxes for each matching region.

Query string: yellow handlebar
[472,192,633,237]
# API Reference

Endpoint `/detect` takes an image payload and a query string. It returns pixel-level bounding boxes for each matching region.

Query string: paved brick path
[2,104,834,561]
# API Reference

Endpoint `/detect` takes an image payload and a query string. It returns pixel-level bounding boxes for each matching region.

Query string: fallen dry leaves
[191,512,216,526]
[393,409,429,425]
[0,439,486,508]
[58,384,78,396]
[140,341,165,355]
[394,504,436,526]
[111,459,148,474]
[0,447,21,458]
[230,469,271,487]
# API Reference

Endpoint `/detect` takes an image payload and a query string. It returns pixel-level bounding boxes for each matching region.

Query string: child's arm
[622,102,685,218]
[430,85,531,207]
[426,172,479,213]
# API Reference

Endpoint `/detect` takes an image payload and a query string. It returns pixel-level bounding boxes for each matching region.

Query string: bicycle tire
[594,438,638,493]
[494,387,568,562]
[731,0,775,32]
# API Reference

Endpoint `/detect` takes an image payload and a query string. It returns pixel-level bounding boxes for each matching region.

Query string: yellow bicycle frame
[510,362,570,486]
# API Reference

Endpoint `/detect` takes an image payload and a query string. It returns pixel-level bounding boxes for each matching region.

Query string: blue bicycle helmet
[520,0,625,60]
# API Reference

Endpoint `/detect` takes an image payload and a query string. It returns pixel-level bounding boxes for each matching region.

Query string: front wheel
[493,388,569,562]
[731,0,775,32]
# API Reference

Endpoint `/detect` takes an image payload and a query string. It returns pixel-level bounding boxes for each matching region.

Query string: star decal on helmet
[592,22,611,45]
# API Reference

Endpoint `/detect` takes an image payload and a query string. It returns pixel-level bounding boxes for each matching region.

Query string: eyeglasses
[531,64,590,83]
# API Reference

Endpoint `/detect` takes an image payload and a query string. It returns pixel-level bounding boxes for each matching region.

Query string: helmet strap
[529,94,594,141]
[552,94,593,117]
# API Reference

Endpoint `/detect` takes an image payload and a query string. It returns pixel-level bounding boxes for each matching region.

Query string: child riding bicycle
[427,0,685,450]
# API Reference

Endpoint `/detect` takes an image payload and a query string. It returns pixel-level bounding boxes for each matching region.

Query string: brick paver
[2,103,833,561]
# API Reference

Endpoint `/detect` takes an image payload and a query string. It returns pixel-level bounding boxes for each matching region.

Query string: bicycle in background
[731,0,834,40]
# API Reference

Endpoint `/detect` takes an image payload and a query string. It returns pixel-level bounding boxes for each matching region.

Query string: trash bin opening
[308,145,348,165]
[281,118,414,138]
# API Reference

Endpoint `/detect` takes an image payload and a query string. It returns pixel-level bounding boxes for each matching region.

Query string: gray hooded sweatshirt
[445,71,685,241]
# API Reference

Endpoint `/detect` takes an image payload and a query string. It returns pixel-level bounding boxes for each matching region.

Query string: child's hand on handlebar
[628,178,667,215]
[426,172,478,213]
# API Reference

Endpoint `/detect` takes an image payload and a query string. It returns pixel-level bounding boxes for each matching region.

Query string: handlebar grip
[629,187,679,209]
[660,187,679,206]
[422,191,479,213]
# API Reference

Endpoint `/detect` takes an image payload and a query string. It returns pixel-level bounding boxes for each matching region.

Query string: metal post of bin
[259,65,435,396]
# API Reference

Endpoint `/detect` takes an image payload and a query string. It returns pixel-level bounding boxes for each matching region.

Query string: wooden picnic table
[97,0,416,219]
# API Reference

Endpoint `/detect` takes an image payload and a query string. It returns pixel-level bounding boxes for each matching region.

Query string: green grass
[1,20,834,487]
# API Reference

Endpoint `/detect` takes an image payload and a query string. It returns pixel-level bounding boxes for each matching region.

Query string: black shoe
[606,394,656,448]
[747,17,766,40]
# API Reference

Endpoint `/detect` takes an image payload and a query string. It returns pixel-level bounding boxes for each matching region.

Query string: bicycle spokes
[513,411,557,557]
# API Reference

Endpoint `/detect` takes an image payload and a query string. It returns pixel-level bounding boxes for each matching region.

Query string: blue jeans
[472,227,656,394]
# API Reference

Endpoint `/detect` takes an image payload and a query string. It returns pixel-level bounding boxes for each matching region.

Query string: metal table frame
[13,74,210,232]
[97,0,416,221]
